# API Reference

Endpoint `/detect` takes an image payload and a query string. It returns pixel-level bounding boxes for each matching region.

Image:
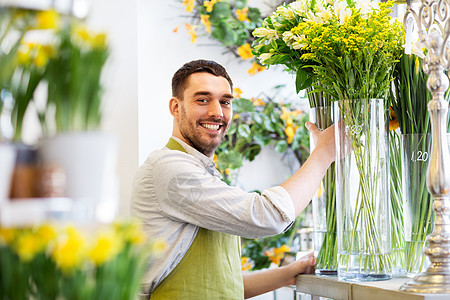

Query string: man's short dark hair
[171,59,233,99]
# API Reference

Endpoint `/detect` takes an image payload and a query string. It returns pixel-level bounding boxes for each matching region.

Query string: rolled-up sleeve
[153,150,296,239]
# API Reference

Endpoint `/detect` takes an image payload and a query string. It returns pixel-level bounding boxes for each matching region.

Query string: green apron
[150,138,244,300]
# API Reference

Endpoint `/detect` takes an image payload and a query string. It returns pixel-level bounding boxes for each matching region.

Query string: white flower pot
[39,132,119,221]
[0,143,16,203]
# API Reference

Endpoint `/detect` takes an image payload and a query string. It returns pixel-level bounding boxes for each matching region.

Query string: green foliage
[214,90,309,184]
[44,22,109,132]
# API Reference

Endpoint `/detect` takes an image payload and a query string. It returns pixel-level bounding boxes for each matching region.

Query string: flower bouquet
[254,0,404,280]
[0,220,164,300]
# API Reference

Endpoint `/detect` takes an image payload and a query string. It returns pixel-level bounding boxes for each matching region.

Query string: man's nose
[208,100,223,117]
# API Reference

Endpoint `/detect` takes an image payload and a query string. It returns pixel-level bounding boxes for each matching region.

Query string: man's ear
[169,97,180,119]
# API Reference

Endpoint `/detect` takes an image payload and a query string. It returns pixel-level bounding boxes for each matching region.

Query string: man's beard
[178,107,228,157]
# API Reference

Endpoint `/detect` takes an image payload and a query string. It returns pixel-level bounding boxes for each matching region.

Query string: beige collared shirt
[131,137,295,293]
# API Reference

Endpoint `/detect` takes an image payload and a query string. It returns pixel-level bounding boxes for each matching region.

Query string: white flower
[292,40,305,50]
[276,5,295,20]
[289,1,309,18]
[355,0,378,19]
[282,31,295,46]
[333,1,352,25]
[411,39,425,59]
[253,27,277,40]
[259,52,273,64]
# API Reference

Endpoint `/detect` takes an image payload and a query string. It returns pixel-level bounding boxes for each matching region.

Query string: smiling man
[131,59,336,299]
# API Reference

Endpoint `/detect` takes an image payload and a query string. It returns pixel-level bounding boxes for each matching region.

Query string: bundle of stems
[308,88,337,273]
[388,130,404,271]
[338,99,391,275]
[391,53,432,274]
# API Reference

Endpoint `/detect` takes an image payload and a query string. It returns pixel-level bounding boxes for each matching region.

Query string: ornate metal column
[400,0,450,293]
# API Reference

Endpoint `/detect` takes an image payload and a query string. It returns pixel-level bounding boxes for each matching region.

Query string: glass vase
[402,133,434,277]
[389,130,405,276]
[309,106,337,276]
[334,99,391,281]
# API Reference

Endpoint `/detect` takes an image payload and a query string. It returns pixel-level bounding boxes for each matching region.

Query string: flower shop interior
[2,0,450,299]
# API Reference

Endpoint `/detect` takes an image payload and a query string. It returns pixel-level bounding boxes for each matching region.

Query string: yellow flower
[285,124,298,144]
[233,87,243,98]
[150,239,167,255]
[252,98,265,106]
[182,0,195,12]
[89,229,122,265]
[52,226,86,271]
[117,220,147,245]
[0,227,16,245]
[241,256,254,271]
[225,168,230,175]
[17,42,32,65]
[15,232,42,262]
[204,0,218,13]
[200,15,211,33]
[237,43,253,60]
[233,113,240,120]
[236,7,250,22]
[265,245,290,265]
[72,25,108,50]
[35,10,59,30]
[91,32,108,49]
[185,23,197,43]
[36,223,57,246]
[33,46,50,68]
[248,62,266,75]
[213,153,218,165]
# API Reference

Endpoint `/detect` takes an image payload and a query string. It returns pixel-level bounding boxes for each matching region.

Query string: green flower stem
[339,100,390,275]
[389,131,404,270]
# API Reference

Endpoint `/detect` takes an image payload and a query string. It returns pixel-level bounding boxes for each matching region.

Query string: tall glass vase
[334,99,391,281]
[402,133,433,277]
[309,106,337,276]
[389,130,405,276]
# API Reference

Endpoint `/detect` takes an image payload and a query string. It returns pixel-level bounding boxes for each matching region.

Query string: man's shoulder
[139,147,204,173]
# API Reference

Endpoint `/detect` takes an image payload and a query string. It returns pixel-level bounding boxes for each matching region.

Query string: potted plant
[38,19,116,212]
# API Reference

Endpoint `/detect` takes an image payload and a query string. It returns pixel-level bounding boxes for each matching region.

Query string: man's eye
[221,100,231,106]
[197,99,208,103]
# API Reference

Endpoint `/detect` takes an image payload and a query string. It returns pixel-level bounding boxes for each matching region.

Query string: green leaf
[238,123,251,138]
[296,68,313,93]
[210,2,232,21]
[211,21,238,46]
[247,7,261,23]
[234,98,255,112]
[274,139,288,153]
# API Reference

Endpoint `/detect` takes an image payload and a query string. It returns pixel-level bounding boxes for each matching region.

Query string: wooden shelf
[296,274,450,300]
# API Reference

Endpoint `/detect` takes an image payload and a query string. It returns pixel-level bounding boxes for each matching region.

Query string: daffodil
[237,43,253,60]
[150,239,167,255]
[35,10,59,30]
[89,229,122,265]
[0,227,16,245]
[51,226,86,271]
[15,232,42,262]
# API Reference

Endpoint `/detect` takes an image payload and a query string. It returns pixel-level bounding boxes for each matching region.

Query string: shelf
[0,197,116,227]
[296,274,450,300]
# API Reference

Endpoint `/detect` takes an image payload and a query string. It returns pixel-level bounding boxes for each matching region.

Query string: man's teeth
[202,124,220,130]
